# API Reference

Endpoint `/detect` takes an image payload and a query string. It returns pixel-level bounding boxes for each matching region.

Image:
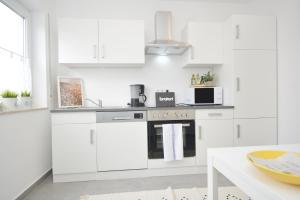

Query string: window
[0,1,31,94]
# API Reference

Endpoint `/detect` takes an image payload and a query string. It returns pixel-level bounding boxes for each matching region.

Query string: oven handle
[153,123,191,128]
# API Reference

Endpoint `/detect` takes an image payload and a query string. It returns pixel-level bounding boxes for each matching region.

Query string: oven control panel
[147,109,195,121]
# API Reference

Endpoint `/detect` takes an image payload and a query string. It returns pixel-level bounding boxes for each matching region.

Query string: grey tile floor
[21,174,232,200]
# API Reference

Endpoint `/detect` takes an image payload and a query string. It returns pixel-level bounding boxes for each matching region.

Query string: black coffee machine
[129,84,147,107]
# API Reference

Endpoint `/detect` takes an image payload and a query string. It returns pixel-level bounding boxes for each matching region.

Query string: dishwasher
[96,111,147,171]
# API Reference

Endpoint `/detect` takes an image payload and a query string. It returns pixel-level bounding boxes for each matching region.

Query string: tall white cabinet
[231,15,277,50]
[233,50,277,118]
[234,118,277,146]
[224,15,278,147]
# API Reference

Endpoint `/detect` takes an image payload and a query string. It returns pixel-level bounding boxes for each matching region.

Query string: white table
[207,144,300,200]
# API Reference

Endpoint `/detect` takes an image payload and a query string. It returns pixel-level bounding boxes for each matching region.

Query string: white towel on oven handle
[162,124,183,161]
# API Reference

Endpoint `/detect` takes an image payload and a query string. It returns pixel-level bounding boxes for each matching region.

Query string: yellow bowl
[247,150,300,185]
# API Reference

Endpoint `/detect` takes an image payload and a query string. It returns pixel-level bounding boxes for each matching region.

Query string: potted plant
[0,90,18,108]
[20,90,32,106]
[200,71,215,87]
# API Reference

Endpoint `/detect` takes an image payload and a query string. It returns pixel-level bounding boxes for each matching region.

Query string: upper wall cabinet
[182,22,223,67]
[58,18,145,66]
[228,15,277,50]
[99,20,145,64]
[58,19,99,64]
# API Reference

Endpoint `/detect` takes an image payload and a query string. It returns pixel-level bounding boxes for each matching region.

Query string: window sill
[0,106,48,115]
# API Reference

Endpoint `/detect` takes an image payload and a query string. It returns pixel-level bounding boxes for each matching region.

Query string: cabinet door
[232,15,276,50]
[187,22,223,64]
[234,50,277,118]
[234,118,277,146]
[52,124,97,174]
[97,122,147,171]
[58,19,99,63]
[196,119,233,165]
[99,20,145,63]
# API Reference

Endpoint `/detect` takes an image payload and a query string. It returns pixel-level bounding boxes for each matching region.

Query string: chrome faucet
[85,98,102,108]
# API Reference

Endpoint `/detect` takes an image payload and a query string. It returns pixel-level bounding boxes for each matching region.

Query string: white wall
[271,0,300,144]
[0,109,51,200]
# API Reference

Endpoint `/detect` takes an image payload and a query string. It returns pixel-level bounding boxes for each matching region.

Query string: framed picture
[57,77,84,108]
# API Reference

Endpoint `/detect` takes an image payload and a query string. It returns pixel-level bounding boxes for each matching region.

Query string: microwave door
[195,88,214,104]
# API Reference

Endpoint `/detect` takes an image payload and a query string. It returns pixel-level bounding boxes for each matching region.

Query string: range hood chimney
[145,11,191,56]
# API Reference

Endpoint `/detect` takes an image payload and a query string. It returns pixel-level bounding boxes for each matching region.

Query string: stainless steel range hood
[145,11,191,56]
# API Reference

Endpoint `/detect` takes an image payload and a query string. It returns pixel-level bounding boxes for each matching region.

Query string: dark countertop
[50,105,234,113]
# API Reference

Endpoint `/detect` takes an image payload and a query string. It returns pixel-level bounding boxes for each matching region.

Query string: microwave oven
[184,87,223,105]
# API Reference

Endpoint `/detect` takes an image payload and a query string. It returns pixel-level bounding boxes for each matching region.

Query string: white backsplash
[57,56,214,107]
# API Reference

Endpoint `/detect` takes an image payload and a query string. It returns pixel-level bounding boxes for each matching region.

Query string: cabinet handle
[101,45,105,59]
[208,113,223,117]
[237,124,241,139]
[235,24,240,39]
[154,123,191,128]
[198,126,202,140]
[112,117,131,121]
[93,45,97,59]
[90,129,95,144]
[236,77,240,92]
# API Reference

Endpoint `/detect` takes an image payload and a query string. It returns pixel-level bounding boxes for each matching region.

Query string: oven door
[147,120,195,159]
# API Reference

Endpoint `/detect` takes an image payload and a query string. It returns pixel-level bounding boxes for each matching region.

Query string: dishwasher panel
[97,121,148,171]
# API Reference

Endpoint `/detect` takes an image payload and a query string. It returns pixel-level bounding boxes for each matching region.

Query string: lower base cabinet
[234,118,277,146]
[196,119,233,165]
[51,111,277,178]
[52,123,97,174]
[195,109,234,166]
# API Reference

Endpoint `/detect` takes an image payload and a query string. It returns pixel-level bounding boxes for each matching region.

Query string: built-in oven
[147,109,196,159]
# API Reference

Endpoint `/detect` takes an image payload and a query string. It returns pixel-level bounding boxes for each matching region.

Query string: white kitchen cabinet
[97,121,147,171]
[233,50,277,118]
[99,20,145,64]
[234,118,277,146]
[52,123,97,174]
[195,109,234,166]
[58,18,145,66]
[220,15,278,148]
[229,15,277,50]
[58,18,99,64]
[183,22,223,66]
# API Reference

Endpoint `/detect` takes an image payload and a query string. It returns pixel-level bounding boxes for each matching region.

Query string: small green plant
[21,90,31,97]
[1,90,18,98]
[201,71,214,84]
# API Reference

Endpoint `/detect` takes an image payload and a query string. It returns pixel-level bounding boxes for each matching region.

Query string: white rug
[80,186,251,200]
